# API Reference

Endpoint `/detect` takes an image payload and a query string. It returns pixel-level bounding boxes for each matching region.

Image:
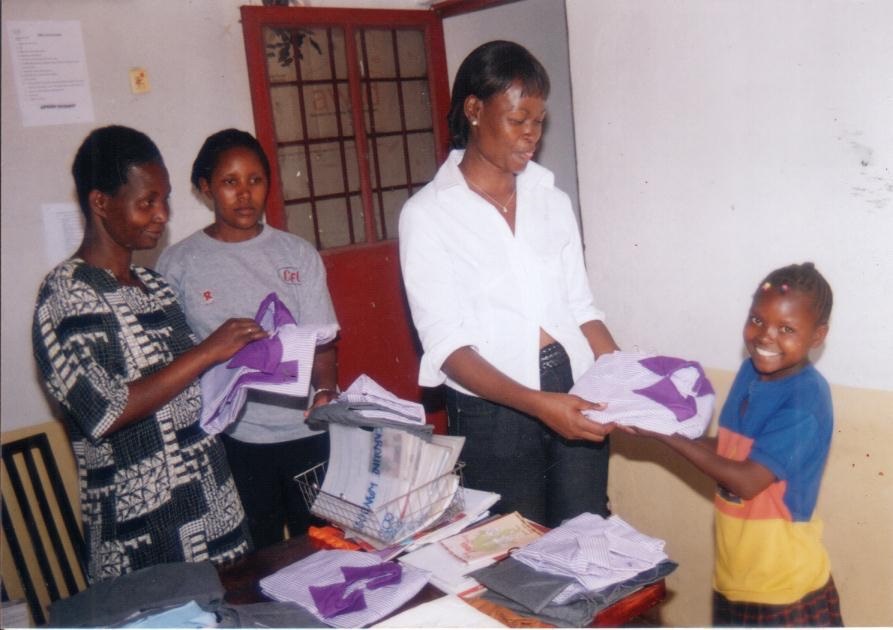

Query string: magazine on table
[440,511,543,568]
[399,510,544,597]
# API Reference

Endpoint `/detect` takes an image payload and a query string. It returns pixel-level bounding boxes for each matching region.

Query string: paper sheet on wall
[6,20,95,127]
[42,202,84,268]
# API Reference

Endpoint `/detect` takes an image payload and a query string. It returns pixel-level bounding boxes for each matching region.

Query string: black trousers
[446,343,610,528]
[221,432,329,550]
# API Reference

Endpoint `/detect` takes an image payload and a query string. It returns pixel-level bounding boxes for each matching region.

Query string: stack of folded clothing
[470,513,677,627]
[201,292,338,434]
[571,351,715,438]
[48,561,321,628]
[306,374,433,437]
[260,549,430,628]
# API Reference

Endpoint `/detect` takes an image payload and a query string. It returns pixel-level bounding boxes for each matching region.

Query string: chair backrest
[1,432,87,626]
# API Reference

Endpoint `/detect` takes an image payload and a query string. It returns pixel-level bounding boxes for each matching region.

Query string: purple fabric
[309,562,403,619]
[226,336,283,373]
[309,582,367,618]
[633,356,715,422]
[637,356,714,396]
[255,291,298,329]
[633,378,697,421]
[226,293,298,372]
[207,360,299,426]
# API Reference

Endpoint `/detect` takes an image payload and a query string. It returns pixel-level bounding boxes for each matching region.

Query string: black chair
[2,432,86,626]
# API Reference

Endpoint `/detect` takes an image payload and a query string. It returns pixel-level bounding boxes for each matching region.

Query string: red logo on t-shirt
[202,290,214,304]
[280,267,301,285]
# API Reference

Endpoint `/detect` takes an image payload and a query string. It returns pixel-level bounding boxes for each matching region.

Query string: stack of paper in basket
[302,374,471,549]
[256,376,675,628]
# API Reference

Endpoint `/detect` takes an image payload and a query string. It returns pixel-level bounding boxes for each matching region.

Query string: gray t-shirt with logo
[157,225,339,443]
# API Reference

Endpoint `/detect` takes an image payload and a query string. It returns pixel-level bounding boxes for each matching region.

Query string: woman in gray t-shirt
[157,129,340,549]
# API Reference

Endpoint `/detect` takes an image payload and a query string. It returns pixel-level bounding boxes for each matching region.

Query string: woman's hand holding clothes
[528,391,613,442]
[197,317,268,364]
[107,318,266,437]
[443,346,614,443]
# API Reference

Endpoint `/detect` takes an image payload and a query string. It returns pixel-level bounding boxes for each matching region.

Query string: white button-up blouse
[398,150,606,394]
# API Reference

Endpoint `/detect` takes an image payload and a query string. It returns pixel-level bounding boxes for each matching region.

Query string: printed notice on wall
[42,203,84,268]
[6,20,94,127]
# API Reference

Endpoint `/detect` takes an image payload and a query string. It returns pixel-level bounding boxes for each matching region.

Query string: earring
[471,120,478,126]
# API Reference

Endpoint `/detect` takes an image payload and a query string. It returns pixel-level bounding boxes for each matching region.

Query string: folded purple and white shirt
[570,351,715,438]
[200,292,338,434]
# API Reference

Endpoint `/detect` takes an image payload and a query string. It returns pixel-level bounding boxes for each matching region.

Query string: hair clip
[761,281,772,291]
[780,283,789,293]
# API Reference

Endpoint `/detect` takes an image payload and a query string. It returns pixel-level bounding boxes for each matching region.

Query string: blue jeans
[446,343,610,528]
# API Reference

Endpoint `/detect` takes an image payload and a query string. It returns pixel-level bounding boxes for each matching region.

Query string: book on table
[440,511,543,569]
[399,511,544,597]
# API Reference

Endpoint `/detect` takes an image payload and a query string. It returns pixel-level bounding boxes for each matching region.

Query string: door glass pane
[377,188,410,241]
[284,202,314,242]
[396,30,426,76]
[265,27,297,83]
[360,29,396,78]
[374,136,408,188]
[346,194,366,245]
[401,80,432,131]
[358,27,436,241]
[261,22,440,249]
[299,28,347,81]
[271,85,304,142]
[304,84,354,138]
[317,196,362,249]
[279,146,309,200]
[368,82,401,133]
[407,132,437,184]
[285,196,365,250]
[266,26,360,248]
[311,141,357,198]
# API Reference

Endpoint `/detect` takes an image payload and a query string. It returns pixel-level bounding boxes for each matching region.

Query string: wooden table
[217,534,666,627]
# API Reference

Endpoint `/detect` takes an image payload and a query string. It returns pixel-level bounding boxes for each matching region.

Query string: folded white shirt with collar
[570,351,715,438]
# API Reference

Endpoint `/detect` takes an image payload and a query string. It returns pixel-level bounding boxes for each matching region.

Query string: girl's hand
[531,392,614,442]
[199,318,268,364]
[617,425,662,438]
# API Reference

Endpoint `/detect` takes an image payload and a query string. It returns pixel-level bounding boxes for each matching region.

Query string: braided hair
[755,262,833,325]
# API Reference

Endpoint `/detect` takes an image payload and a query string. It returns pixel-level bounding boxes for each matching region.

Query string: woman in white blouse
[399,41,619,527]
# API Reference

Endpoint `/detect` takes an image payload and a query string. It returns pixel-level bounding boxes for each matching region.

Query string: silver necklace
[465,176,516,214]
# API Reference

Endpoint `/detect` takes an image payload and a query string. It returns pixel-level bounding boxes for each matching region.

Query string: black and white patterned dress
[32,259,251,582]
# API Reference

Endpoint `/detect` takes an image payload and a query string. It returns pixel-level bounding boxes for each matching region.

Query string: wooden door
[241,7,451,431]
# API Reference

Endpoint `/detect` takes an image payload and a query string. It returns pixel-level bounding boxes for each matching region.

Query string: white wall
[567,0,893,392]
[566,1,893,625]
[442,0,581,218]
[5,0,891,623]
[0,0,427,432]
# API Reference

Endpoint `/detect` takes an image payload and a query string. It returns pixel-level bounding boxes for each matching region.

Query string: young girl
[157,129,339,550]
[628,262,842,626]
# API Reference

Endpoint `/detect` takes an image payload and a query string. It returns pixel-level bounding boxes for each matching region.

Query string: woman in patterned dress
[32,125,266,581]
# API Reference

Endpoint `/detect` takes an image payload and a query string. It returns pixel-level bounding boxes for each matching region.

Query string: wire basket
[295,460,465,545]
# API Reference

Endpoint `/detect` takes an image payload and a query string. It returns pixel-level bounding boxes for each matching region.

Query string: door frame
[240,6,451,242]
